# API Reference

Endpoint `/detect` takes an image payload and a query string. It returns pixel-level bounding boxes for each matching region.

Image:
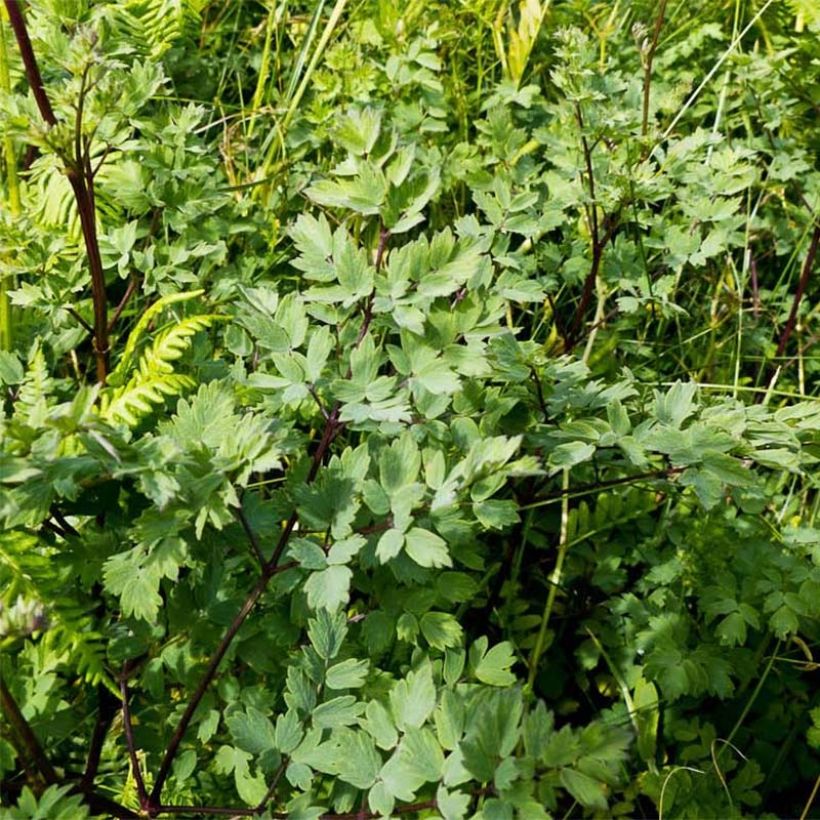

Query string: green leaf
[326,658,369,690]
[312,696,365,729]
[376,528,405,563]
[405,528,452,568]
[362,700,399,751]
[304,565,353,611]
[335,728,383,789]
[474,641,517,687]
[0,351,24,385]
[548,441,595,473]
[390,662,437,731]
[655,382,698,428]
[633,677,659,764]
[560,767,608,809]
[275,710,304,755]
[400,727,445,782]
[420,612,464,650]
[307,609,348,660]
[226,707,275,755]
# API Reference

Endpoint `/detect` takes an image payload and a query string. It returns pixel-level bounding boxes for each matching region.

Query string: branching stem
[3,1,109,381]
[641,0,669,136]
[0,675,58,786]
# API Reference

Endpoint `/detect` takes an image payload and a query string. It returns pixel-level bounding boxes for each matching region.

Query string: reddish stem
[775,224,820,359]
[0,675,58,785]
[4,0,109,381]
[2,1,56,126]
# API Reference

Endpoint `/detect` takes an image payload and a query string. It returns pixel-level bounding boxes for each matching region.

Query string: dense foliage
[1,1,819,818]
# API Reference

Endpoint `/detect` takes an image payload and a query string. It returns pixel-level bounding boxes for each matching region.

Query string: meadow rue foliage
[0,1,818,818]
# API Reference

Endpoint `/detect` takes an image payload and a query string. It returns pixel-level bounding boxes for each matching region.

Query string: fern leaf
[109,289,205,385]
[101,373,196,426]
[137,314,224,378]
[15,344,52,428]
[111,0,208,59]
[102,290,222,427]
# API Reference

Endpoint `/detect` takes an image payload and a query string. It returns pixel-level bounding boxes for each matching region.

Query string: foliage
[0,0,818,818]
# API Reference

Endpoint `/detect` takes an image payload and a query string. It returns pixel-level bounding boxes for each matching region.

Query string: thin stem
[800,775,820,820]
[641,0,669,136]
[120,665,148,810]
[526,468,570,692]
[567,105,621,348]
[0,675,58,785]
[80,685,118,791]
[157,807,254,817]
[529,367,548,421]
[235,504,266,568]
[149,410,341,806]
[775,223,819,359]
[0,10,19,352]
[254,757,288,815]
[355,226,389,345]
[68,306,94,336]
[3,3,109,381]
[661,0,776,139]
[149,569,278,805]
[521,466,684,510]
[2,0,57,126]
[721,641,780,757]
[80,791,141,819]
[107,275,139,332]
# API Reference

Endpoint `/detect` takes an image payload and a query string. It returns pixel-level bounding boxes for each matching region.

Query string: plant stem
[80,685,119,791]
[120,665,149,810]
[661,0,776,140]
[775,223,819,359]
[3,0,109,381]
[283,0,349,129]
[235,503,266,568]
[148,562,291,806]
[2,0,56,126]
[0,8,20,351]
[149,407,342,807]
[526,468,570,692]
[0,674,58,786]
[641,0,668,136]
[246,2,279,141]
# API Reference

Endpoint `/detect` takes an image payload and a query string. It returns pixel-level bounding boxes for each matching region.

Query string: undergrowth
[0,1,818,818]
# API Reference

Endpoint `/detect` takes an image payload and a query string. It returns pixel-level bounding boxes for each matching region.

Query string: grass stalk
[526,468,570,692]
[246,1,284,141]
[0,9,20,352]
[661,0,775,139]
[283,0,348,131]
[256,0,348,189]
[640,0,668,136]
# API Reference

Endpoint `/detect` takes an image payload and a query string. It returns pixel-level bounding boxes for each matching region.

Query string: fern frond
[111,0,208,59]
[25,153,123,235]
[101,373,196,426]
[109,289,205,384]
[0,531,115,693]
[15,344,52,428]
[102,288,223,427]
[137,314,224,378]
[46,617,115,694]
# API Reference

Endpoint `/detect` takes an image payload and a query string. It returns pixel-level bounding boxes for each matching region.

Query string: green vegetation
[1,0,818,817]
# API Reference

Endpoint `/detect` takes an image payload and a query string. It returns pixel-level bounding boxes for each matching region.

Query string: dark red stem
[2,1,56,126]
[120,665,149,809]
[148,411,341,807]
[641,0,669,136]
[4,0,109,381]
[0,675,58,785]
[775,223,820,359]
